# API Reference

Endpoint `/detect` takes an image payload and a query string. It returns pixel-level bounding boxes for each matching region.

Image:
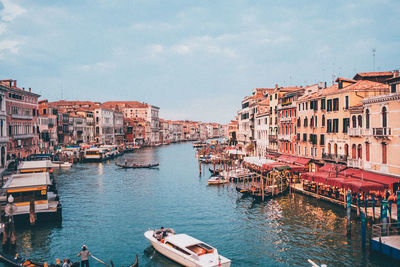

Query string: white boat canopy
[226,149,246,155]
[3,173,52,189]
[18,160,53,170]
[244,156,275,167]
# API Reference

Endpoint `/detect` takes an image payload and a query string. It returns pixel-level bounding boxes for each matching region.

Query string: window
[391,84,396,93]
[270,95,272,100]
[343,118,349,133]
[345,96,349,109]
[321,99,326,110]
[366,142,370,162]
[322,115,325,127]
[327,99,332,111]
[320,134,325,145]
[43,109,47,115]
[303,133,307,141]
[382,107,387,128]
[333,119,339,133]
[382,143,387,164]
[333,98,339,111]
[310,117,314,128]
[327,119,332,133]
[310,101,314,110]
[304,117,308,127]
[315,116,317,127]
[366,109,370,129]
[297,133,300,141]
[357,115,362,128]
[357,144,362,159]
[275,94,277,99]
[297,118,301,127]
[352,116,357,128]
[352,144,356,159]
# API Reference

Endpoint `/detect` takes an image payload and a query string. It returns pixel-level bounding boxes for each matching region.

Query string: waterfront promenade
[5,143,397,267]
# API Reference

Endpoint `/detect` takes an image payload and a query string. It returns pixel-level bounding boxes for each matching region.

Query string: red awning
[262,162,287,171]
[293,157,311,166]
[287,165,308,173]
[319,163,346,173]
[340,168,400,188]
[341,178,385,193]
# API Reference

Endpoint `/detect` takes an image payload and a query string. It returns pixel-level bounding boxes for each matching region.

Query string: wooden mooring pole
[346,190,351,237]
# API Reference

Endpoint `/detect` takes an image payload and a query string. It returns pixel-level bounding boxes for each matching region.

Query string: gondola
[115,162,159,168]
[0,250,79,267]
[128,255,138,267]
[208,168,221,175]
[250,183,289,201]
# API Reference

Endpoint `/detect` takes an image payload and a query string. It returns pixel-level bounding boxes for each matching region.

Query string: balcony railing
[11,114,33,120]
[347,158,363,168]
[322,153,347,162]
[12,133,35,139]
[268,134,277,141]
[278,134,291,141]
[348,128,363,137]
[0,136,9,143]
[373,127,391,137]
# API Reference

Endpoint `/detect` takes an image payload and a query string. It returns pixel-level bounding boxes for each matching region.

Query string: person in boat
[62,258,72,267]
[56,258,62,267]
[77,245,91,267]
[161,227,167,238]
[2,195,17,247]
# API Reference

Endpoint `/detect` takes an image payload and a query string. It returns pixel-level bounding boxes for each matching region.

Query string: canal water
[8,143,397,266]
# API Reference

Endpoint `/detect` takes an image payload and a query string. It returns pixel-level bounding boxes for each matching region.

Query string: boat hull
[145,231,230,267]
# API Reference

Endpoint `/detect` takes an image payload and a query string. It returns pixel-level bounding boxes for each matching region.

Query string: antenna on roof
[372,48,376,72]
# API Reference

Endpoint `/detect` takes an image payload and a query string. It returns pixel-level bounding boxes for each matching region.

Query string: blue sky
[0,0,399,124]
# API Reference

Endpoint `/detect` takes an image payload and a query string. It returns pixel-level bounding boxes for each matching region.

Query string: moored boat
[144,228,231,267]
[0,250,79,267]
[207,176,228,185]
[115,162,159,168]
[52,161,73,168]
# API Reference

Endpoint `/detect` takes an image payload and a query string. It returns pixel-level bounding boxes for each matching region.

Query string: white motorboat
[207,176,228,185]
[52,161,73,168]
[145,229,231,267]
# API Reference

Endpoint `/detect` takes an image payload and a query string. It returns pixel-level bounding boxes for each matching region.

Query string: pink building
[1,80,40,159]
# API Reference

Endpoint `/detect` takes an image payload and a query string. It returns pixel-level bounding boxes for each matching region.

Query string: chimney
[275,84,278,89]
[13,80,17,87]
[9,80,12,87]
[319,82,323,88]
[394,70,399,78]
[29,88,31,92]
[324,82,327,88]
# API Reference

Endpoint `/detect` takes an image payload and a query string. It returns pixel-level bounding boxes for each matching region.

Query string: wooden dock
[291,183,398,221]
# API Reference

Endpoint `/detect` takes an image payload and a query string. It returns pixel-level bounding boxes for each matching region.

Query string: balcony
[0,136,8,143]
[322,153,347,163]
[373,127,391,138]
[11,114,33,120]
[348,128,363,137]
[12,133,35,139]
[347,158,363,168]
[278,134,291,141]
[279,117,292,122]
[268,134,277,141]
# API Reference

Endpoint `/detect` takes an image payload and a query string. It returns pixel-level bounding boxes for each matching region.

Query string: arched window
[382,107,387,128]
[358,115,362,128]
[344,144,349,158]
[304,117,308,127]
[310,117,314,127]
[366,109,370,129]
[328,143,331,154]
[297,118,301,127]
[357,144,362,159]
[285,125,288,134]
[334,143,338,156]
[352,144,356,159]
[322,115,325,127]
[352,115,357,128]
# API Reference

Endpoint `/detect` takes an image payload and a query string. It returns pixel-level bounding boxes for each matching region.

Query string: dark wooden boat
[251,183,289,201]
[116,162,159,168]
[208,168,221,175]
[128,255,138,267]
[0,250,79,267]
[236,185,260,197]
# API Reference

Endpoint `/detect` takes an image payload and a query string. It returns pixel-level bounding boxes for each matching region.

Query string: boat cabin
[164,234,216,259]
[85,148,106,160]
[2,173,52,215]
[18,160,53,174]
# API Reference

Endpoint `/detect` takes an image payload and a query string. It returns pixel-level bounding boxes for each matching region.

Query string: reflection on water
[5,144,397,266]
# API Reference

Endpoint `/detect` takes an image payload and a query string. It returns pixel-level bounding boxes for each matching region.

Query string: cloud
[0,39,19,58]
[0,0,26,23]
[78,62,114,72]
[146,44,164,58]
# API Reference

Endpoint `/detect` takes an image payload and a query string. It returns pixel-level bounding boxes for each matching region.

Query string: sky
[0,0,399,124]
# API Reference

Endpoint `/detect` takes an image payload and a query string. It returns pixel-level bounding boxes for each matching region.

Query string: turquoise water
[6,143,397,266]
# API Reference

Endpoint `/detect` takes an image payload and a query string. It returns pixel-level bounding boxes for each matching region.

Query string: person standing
[77,245,91,267]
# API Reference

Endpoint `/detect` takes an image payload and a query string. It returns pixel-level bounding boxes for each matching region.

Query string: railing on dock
[372,222,400,239]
